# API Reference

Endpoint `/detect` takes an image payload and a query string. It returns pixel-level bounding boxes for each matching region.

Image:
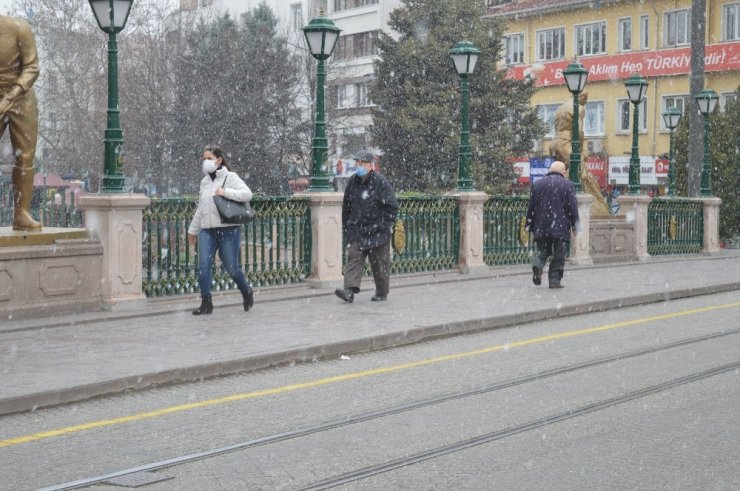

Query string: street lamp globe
[662,106,682,130]
[302,14,340,61]
[624,73,648,104]
[695,88,719,115]
[563,61,588,94]
[449,41,480,76]
[88,0,133,33]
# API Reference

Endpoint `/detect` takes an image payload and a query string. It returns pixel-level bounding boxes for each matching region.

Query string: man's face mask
[356,165,369,177]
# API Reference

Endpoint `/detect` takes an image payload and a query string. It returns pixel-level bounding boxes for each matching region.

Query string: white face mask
[202,159,218,175]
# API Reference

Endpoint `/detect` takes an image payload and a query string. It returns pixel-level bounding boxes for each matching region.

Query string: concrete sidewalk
[1,251,739,416]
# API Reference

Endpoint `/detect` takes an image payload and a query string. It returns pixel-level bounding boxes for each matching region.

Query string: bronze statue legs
[0,88,40,231]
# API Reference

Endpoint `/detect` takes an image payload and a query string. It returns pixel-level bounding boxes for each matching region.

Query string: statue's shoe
[13,211,42,231]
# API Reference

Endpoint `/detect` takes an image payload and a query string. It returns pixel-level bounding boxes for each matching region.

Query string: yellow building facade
[486,0,739,189]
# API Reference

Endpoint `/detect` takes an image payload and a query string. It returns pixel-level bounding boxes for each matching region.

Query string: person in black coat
[335,150,399,303]
[525,160,580,288]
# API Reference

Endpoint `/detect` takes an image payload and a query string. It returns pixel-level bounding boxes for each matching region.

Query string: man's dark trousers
[532,238,568,285]
[343,241,390,295]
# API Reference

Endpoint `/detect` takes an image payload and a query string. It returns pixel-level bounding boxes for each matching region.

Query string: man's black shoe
[335,288,354,303]
[371,294,387,301]
[549,283,564,289]
[532,267,542,285]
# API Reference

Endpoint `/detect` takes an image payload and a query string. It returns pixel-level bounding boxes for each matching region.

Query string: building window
[356,83,372,107]
[486,0,513,6]
[584,101,605,136]
[617,99,647,133]
[618,18,632,52]
[336,85,352,109]
[720,91,738,112]
[661,95,688,129]
[290,3,302,32]
[640,15,649,50]
[664,9,691,47]
[335,31,377,60]
[503,33,525,65]
[575,22,606,57]
[724,3,740,41]
[537,104,560,137]
[334,0,378,11]
[536,28,565,61]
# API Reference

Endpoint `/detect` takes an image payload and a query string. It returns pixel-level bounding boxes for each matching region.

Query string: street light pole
[695,88,719,196]
[562,62,588,192]
[88,0,133,193]
[449,41,480,192]
[661,107,681,196]
[303,13,340,192]
[624,73,648,195]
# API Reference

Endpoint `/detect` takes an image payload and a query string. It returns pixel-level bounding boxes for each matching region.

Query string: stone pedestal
[589,216,636,263]
[452,192,490,274]
[0,231,103,321]
[78,193,150,311]
[569,193,594,265]
[695,196,722,254]
[301,192,344,288]
[618,194,652,261]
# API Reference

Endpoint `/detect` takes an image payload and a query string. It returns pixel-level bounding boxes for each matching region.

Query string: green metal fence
[0,181,84,228]
[387,195,460,274]
[142,196,311,297]
[648,198,703,255]
[483,196,536,265]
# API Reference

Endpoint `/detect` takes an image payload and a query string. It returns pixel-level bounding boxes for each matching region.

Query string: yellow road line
[2,301,739,449]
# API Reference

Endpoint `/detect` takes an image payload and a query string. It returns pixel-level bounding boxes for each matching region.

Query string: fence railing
[483,196,536,265]
[0,181,84,228]
[142,196,311,298]
[647,198,703,255]
[388,196,460,274]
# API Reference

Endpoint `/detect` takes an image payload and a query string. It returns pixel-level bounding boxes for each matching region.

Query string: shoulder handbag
[212,174,255,224]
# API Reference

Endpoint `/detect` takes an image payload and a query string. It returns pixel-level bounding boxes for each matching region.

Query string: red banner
[507,42,740,86]
[585,155,608,189]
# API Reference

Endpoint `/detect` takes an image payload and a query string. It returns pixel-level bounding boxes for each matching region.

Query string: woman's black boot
[242,287,254,312]
[192,296,213,315]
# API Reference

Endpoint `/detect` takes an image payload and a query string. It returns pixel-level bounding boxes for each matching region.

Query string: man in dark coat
[335,150,399,303]
[525,160,580,289]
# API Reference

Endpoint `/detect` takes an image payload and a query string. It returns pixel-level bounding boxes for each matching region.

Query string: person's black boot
[192,296,213,315]
[242,287,254,312]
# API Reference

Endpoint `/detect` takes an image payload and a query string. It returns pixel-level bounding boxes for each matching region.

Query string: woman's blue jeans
[197,226,251,298]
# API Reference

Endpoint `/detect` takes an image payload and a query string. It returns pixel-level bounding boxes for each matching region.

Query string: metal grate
[103,471,173,488]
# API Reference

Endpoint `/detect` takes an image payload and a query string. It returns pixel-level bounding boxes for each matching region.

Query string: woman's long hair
[205,145,232,171]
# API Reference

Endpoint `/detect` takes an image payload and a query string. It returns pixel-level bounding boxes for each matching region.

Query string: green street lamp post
[661,107,681,196]
[562,62,589,192]
[449,41,480,192]
[88,0,133,193]
[302,13,340,192]
[624,73,648,194]
[695,88,719,197]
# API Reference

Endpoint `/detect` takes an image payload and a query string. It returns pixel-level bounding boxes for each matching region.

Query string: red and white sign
[512,159,530,183]
[608,156,661,185]
[585,155,608,188]
[508,42,740,86]
[655,157,669,177]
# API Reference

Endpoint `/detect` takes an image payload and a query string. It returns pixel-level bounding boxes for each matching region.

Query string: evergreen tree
[369,0,543,193]
[170,7,303,195]
[674,86,740,240]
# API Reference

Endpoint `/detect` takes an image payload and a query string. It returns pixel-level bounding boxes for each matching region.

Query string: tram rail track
[39,327,740,491]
